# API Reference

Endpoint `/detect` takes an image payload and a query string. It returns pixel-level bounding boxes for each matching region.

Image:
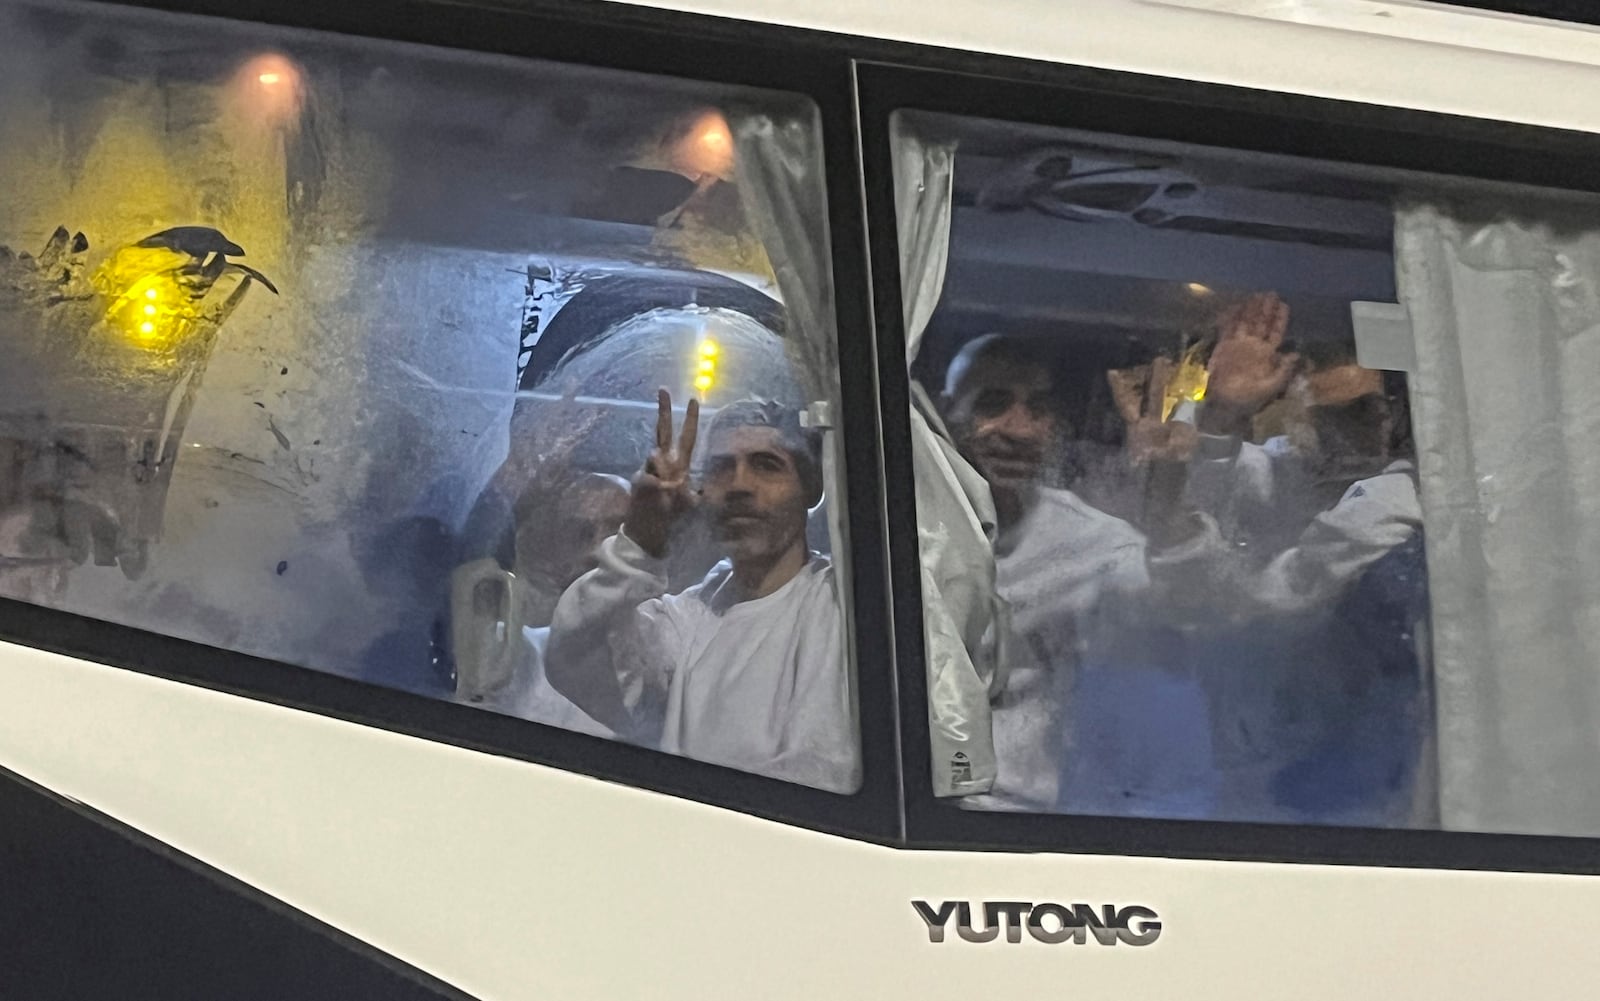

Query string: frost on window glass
[895,109,1469,829]
[0,0,858,792]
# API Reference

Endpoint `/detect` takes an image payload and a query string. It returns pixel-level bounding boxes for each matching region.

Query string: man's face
[702,425,811,564]
[1292,363,1391,465]
[558,481,630,583]
[515,478,629,589]
[944,356,1059,491]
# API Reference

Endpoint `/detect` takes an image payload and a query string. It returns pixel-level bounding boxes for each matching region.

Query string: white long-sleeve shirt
[455,624,616,738]
[546,531,860,794]
[1152,434,1431,825]
[1156,435,1424,621]
[965,487,1149,812]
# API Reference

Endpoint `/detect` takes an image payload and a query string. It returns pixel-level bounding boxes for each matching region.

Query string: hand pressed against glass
[1201,291,1301,435]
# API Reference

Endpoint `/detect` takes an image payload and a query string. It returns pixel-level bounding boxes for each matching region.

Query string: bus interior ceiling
[914,128,1400,387]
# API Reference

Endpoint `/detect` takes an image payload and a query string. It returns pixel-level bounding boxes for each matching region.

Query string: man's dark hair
[942,332,1050,398]
[704,398,825,506]
[1296,337,1360,371]
[1293,340,1414,460]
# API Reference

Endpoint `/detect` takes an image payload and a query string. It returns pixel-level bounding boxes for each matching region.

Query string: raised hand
[1107,356,1199,466]
[1202,291,1299,433]
[625,388,700,558]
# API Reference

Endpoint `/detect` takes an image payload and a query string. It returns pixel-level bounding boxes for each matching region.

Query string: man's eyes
[706,454,788,475]
[972,389,1050,418]
[973,390,1013,415]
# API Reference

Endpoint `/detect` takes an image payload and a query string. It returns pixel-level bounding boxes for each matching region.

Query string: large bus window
[891,106,1600,837]
[0,0,859,794]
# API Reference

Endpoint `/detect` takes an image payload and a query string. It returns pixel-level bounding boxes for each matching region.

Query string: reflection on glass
[0,0,856,792]
[896,109,1442,827]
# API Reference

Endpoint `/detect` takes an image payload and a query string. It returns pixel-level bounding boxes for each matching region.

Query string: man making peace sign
[547,391,859,793]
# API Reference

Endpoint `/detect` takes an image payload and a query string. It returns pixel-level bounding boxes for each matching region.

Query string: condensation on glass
[0,0,859,792]
[893,108,1600,836]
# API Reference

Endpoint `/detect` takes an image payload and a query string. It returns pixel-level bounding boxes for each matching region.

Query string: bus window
[891,105,1600,837]
[0,0,858,794]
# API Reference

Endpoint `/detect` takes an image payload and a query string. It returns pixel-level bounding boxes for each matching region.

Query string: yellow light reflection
[94,249,198,352]
[1161,342,1211,421]
[693,336,720,397]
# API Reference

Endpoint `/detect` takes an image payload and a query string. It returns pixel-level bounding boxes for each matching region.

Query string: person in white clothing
[546,391,859,793]
[452,472,627,738]
[939,335,1166,812]
[1134,292,1432,825]
[513,472,633,627]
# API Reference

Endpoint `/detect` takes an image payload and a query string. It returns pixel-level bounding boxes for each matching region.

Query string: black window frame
[856,59,1600,874]
[1430,0,1600,26]
[0,0,900,845]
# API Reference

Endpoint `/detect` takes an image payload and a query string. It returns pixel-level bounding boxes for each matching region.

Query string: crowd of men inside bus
[466,291,1431,827]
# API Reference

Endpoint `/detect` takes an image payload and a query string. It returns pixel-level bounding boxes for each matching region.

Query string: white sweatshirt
[966,487,1149,811]
[1155,436,1424,621]
[457,626,614,739]
[546,531,860,794]
[1151,435,1431,825]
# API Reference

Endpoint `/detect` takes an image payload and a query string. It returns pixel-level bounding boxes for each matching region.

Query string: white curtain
[896,126,954,364]
[894,119,1004,797]
[1397,200,1600,837]
[730,110,837,402]
[729,108,861,742]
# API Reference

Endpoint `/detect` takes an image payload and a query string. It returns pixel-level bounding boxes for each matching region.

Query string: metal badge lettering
[912,900,1162,946]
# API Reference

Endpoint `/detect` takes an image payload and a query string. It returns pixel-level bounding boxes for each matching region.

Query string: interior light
[698,340,719,358]
[139,321,156,335]
[144,288,158,300]
[1186,282,1212,296]
[143,304,157,316]
[673,110,735,180]
[234,54,303,125]
[694,374,714,392]
[700,121,730,153]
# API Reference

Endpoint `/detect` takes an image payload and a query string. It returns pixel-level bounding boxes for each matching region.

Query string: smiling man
[546,391,858,794]
[941,334,1151,811]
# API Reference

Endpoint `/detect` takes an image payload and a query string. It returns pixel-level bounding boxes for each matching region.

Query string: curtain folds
[1397,199,1600,836]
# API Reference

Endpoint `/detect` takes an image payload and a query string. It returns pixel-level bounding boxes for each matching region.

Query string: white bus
[3,0,1599,997]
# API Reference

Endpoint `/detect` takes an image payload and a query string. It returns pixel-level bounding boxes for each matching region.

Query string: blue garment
[1265,532,1430,826]
[1201,532,1430,827]
[1059,532,1430,827]
[1060,659,1217,820]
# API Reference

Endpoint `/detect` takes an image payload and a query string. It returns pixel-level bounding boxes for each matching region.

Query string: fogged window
[0,0,859,793]
[895,109,1600,836]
